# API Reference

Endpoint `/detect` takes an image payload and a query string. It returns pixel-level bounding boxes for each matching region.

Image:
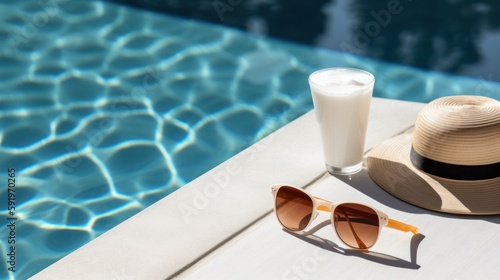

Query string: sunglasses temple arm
[313,195,418,236]
[387,219,419,234]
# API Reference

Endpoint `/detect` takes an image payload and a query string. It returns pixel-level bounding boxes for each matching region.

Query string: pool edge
[31,97,425,280]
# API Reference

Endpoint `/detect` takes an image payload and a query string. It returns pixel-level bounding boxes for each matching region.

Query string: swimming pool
[111,0,500,82]
[1,0,499,279]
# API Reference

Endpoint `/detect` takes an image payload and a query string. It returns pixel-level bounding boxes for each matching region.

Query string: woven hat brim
[366,132,500,215]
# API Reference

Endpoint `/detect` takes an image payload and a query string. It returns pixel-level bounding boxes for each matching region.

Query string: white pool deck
[33,97,500,280]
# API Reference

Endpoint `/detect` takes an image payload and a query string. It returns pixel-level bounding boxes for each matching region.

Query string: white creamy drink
[308,68,374,175]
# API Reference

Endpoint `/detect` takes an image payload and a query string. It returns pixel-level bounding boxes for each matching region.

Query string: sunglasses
[272,185,419,250]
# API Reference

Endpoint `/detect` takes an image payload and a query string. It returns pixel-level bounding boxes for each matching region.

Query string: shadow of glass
[285,220,425,269]
[333,166,500,224]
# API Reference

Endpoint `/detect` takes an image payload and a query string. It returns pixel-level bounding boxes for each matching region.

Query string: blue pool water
[0,0,499,279]
[111,0,500,82]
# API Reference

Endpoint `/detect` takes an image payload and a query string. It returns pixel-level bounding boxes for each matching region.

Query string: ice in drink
[308,68,374,175]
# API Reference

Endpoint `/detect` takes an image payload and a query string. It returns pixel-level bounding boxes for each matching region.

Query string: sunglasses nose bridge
[315,200,334,213]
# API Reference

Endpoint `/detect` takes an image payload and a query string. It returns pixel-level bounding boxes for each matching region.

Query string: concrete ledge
[178,166,500,279]
[33,98,424,279]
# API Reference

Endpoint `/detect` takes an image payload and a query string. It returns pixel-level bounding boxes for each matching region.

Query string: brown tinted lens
[333,203,379,249]
[275,186,314,231]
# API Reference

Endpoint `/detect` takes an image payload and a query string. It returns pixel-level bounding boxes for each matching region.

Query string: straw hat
[366,95,500,215]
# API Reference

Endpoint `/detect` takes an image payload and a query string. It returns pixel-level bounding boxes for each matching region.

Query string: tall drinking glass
[308,68,374,175]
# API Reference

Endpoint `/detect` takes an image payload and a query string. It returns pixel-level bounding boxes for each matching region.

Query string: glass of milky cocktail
[308,68,374,175]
